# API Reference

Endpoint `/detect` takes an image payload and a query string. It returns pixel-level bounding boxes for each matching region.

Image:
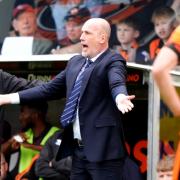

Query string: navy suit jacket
[19,49,128,162]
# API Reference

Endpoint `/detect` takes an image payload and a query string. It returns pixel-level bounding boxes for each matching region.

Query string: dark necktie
[60,59,91,127]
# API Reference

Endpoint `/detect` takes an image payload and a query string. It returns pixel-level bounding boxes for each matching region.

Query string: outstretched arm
[0,70,67,106]
[109,55,135,114]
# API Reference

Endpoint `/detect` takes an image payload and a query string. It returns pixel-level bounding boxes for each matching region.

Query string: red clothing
[149,38,164,60]
[118,41,139,61]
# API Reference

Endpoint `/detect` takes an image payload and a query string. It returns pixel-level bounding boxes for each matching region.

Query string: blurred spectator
[1,102,59,180]
[50,0,80,41]
[113,16,150,64]
[35,131,72,180]
[64,5,90,44]
[52,5,91,54]
[12,4,36,36]
[3,4,55,55]
[149,6,176,61]
[156,155,175,180]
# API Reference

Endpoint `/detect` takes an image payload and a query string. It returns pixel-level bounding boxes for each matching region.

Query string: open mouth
[82,44,88,48]
[159,30,165,35]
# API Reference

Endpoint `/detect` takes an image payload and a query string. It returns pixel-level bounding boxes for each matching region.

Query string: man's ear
[134,30,140,39]
[99,32,106,44]
[12,19,18,31]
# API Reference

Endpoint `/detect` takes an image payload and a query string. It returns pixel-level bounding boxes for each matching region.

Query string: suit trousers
[70,145,125,180]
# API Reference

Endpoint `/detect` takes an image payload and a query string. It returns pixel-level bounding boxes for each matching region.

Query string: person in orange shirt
[152,24,180,180]
[152,25,180,116]
[149,6,176,61]
[114,16,150,64]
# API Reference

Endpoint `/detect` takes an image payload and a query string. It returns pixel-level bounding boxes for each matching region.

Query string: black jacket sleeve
[0,69,43,94]
[35,132,71,180]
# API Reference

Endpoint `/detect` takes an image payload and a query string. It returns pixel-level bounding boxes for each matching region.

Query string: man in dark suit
[0,18,135,180]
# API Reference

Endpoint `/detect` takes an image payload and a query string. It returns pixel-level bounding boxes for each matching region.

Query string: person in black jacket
[35,131,72,180]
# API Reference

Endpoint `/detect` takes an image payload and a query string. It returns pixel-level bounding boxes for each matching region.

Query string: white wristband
[9,93,20,104]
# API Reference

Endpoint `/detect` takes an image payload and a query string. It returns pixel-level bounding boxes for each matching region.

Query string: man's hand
[0,95,11,106]
[116,94,135,114]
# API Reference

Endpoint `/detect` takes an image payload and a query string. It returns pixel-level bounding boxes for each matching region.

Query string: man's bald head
[83,18,111,40]
[80,18,111,58]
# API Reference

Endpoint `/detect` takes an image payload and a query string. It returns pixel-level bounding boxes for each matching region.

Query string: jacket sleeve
[35,135,63,178]
[35,132,70,179]
[107,54,128,99]
[18,55,81,103]
[51,156,72,175]
[19,69,66,103]
[0,69,42,94]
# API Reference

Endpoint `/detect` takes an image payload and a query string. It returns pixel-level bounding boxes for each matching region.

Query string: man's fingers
[118,105,125,114]
[118,103,134,113]
[126,101,134,108]
[124,105,133,113]
[118,105,128,114]
[117,94,135,113]
[127,105,132,111]
[124,107,129,113]
[121,108,125,114]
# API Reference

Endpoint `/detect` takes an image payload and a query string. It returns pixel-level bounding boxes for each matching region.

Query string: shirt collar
[88,49,107,62]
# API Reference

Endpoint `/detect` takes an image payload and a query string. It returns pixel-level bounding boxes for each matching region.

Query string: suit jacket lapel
[67,57,86,96]
[92,49,110,65]
[79,49,110,100]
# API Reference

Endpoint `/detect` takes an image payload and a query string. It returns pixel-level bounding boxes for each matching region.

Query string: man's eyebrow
[82,29,92,34]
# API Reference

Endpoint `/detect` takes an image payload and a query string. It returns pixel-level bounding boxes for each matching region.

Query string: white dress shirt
[73,51,105,140]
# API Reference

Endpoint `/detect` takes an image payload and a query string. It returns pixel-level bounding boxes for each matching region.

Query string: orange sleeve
[173,142,180,180]
[167,25,180,45]
[166,25,180,59]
